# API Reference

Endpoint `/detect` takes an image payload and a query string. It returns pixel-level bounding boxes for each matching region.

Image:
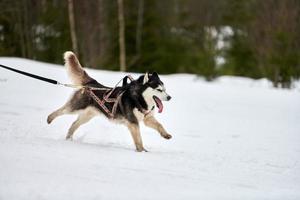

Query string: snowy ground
[0,57,300,200]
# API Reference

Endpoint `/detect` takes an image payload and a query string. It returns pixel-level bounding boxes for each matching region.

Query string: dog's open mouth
[153,96,163,113]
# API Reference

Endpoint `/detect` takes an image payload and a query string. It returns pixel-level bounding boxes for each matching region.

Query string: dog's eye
[157,89,163,92]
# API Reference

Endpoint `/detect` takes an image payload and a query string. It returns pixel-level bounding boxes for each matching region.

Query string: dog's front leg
[127,123,147,152]
[143,116,172,139]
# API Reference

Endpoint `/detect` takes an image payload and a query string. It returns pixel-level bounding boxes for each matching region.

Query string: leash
[0,63,111,90]
[0,63,137,118]
[0,63,59,85]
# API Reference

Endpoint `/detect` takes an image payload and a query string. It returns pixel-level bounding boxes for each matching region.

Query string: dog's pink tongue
[156,98,163,113]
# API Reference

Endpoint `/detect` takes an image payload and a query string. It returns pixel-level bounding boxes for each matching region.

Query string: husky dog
[47,51,172,152]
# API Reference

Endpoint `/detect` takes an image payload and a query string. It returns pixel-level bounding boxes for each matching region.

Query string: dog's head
[140,72,171,113]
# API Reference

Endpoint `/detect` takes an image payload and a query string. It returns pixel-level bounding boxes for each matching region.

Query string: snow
[0,57,300,200]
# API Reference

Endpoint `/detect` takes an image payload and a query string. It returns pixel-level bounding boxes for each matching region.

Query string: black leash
[0,63,106,89]
[0,63,135,91]
[0,64,58,85]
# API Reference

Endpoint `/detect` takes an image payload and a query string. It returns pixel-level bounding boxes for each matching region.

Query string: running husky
[47,51,172,152]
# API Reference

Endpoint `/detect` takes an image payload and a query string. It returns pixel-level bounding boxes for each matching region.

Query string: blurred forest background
[1,0,300,88]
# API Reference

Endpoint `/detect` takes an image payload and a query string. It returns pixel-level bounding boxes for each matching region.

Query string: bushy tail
[64,51,94,85]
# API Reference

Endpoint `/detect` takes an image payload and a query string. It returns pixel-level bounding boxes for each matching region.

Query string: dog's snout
[167,96,172,101]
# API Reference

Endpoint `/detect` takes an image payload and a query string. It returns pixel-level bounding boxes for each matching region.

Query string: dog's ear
[152,72,158,78]
[143,72,149,84]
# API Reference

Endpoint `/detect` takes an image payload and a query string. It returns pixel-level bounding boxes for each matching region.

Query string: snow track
[0,58,299,199]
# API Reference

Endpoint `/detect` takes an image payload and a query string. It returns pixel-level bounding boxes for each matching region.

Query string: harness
[85,75,133,118]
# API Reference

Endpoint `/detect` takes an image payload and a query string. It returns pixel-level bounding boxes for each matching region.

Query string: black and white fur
[47,51,172,152]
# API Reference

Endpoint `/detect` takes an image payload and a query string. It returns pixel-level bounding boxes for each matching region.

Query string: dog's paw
[162,133,172,140]
[65,135,73,141]
[47,115,53,124]
[136,147,148,152]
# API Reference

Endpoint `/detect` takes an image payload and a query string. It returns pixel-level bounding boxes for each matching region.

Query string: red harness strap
[86,88,125,119]
[85,75,134,118]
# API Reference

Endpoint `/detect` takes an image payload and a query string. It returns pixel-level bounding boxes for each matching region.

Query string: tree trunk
[68,0,78,55]
[98,0,108,66]
[117,0,126,71]
[15,1,26,57]
[136,0,144,58]
[22,0,33,59]
[129,0,144,67]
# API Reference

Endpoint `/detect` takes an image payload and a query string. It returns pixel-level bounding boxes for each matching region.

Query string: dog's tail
[64,51,94,85]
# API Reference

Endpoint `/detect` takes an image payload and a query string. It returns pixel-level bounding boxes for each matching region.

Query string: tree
[117,0,126,71]
[0,0,300,87]
[221,0,259,78]
[249,0,300,88]
[67,0,78,55]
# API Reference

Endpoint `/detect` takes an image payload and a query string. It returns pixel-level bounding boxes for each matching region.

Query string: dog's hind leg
[127,122,147,152]
[47,104,71,124]
[143,115,172,139]
[66,107,98,140]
